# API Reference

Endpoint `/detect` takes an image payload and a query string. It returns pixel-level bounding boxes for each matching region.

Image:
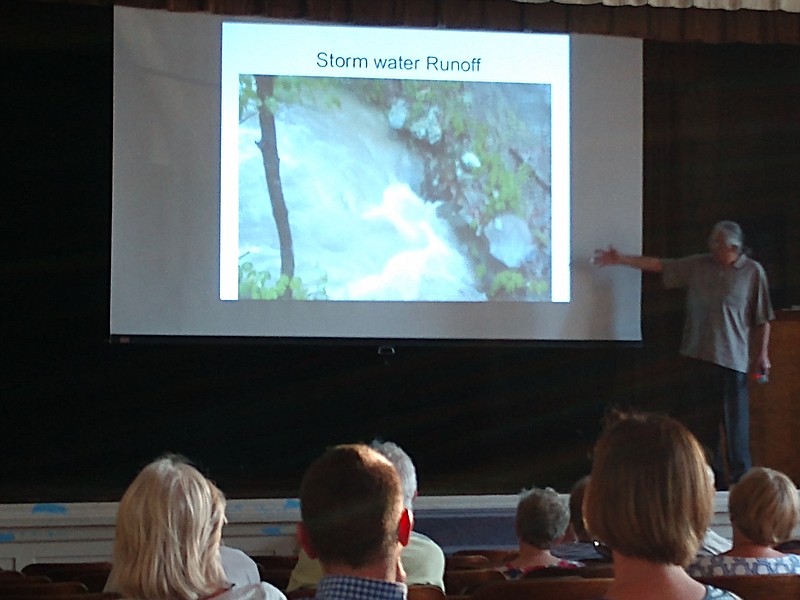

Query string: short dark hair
[300,444,403,568]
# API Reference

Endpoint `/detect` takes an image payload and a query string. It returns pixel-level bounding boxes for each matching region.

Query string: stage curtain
[12,0,800,45]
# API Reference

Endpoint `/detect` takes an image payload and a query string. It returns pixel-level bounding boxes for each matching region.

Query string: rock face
[380,80,552,300]
[484,213,535,269]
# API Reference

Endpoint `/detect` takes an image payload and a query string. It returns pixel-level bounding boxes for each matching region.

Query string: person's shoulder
[409,531,443,554]
[685,554,721,577]
[219,545,261,586]
[222,582,287,600]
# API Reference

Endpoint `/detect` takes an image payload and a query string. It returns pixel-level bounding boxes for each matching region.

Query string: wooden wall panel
[750,312,800,484]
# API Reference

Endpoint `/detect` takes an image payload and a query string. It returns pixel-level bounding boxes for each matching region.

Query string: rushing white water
[238,91,484,301]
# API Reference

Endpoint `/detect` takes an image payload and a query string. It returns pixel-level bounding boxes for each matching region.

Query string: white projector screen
[111,7,643,341]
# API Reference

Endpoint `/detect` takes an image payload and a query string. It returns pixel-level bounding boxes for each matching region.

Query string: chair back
[452,549,517,567]
[0,577,50,585]
[407,584,446,600]
[775,539,800,554]
[470,577,613,600]
[445,554,491,570]
[696,574,800,600]
[20,564,112,593]
[251,556,299,570]
[0,581,90,596]
[444,569,505,595]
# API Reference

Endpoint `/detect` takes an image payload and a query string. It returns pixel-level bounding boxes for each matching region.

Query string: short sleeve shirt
[661,253,774,373]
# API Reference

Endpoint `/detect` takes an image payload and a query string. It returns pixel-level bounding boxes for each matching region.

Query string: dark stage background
[2,1,799,503]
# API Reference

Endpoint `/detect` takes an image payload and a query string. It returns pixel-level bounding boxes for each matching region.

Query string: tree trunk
[255,75,294,295]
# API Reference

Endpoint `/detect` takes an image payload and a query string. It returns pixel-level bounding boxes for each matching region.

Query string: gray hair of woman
[515,486,570,549]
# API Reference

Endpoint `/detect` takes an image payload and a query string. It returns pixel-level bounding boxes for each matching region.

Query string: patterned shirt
[686,553,800,577]
[596,586,740,600]
[499,559,583,580]
[315,575,407,600]
[705,586,743,599]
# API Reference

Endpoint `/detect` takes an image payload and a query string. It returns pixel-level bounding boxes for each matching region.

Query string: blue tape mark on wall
[284,498,300,510]
[0,532,15,543]
[32,504,68,515]
[261,526,283,536]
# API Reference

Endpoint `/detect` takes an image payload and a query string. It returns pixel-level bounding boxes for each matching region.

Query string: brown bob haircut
[729,466,799,546]
[584,412,713,567]
[299,444,404,568]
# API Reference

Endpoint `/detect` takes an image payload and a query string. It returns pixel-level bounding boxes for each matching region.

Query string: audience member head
[370,439,418,509]
[584,412,713,567]
[569,476,591,543]
[108,455,228,600]
[515,487,570,550]
[729,466,799,547]
[298,444,411,573]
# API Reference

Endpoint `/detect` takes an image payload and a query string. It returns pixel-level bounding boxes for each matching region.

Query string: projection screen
[111,7,643,341]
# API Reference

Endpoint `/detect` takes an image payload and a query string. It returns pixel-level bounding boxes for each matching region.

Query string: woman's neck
[510,542,560,567]
[726,530,784,558]
[605,552,706,600]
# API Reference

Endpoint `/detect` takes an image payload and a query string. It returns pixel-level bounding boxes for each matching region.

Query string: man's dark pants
[680,358,752,488]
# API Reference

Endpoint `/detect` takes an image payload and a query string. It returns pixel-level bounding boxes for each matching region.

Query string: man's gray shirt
[662,253,774,373]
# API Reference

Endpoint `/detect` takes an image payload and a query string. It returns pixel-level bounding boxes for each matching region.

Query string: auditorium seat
[696,574,800,600]
[407,585,446,600]
[250,555,299,570]
[0,581,89,596]
[444,554,491,570]
[444,568,505,595]
[469,577,613,600]
[775,539,800,554]
[452,549,516,566]
[20,563,112,594]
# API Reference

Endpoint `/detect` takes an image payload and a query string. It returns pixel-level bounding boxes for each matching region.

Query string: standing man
[297,444,412,600]
[593,221,773,486]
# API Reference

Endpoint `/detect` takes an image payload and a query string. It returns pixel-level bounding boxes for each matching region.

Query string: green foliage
[528,279,549,297]
[238,261,328,300]
[470,126,531,224]
[240,75,349,120]
[488,270,550,299]
[239,75,260,121]
[489,270,526,297]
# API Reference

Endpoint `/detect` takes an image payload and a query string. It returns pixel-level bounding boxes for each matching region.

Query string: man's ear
[297,522,319,559]
[397,508,412,547]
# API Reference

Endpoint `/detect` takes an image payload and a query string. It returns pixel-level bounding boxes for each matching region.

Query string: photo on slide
[235,76,553,302]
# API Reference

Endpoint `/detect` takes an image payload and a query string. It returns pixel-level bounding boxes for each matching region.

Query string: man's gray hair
[712,220,744,250]
[370,440,417,509]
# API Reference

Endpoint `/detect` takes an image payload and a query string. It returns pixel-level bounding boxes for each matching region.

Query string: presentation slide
[111,8,643,341]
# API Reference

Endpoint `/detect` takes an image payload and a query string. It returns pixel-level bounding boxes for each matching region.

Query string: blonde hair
[584,412,713,567]
[106,456,228,600]
[729,466,800,546]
